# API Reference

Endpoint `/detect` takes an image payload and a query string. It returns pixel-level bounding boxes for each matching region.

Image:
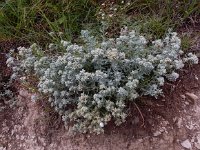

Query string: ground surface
[0,25,200,150]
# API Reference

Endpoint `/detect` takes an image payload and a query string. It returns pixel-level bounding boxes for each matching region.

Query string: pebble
[181,139,192,149]
[185,101,190,105]
[153,131,162,137]
[185,92,199,102]
[195,75,199,80]
[99,122,104,128]
[177,118,182,128]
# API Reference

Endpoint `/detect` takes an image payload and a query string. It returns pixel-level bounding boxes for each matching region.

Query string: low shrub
[7,28,198,134]
[0,62,16,111]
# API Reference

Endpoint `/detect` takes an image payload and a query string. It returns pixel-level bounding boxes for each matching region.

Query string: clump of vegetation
[1,0,199,43]
[7,27,198,133]
[0,62,16,111]
[96,0,199,38]
[0,0,97,43]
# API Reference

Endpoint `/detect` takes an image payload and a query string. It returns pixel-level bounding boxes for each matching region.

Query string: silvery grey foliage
[7,28,198,133]
[0,72,16,111]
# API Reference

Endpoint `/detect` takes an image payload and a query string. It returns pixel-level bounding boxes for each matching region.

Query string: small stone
[177,118,182,128]
[185,92,199,102]
[99,122,104,128]
[153,131,162,137]
[195,75,198,80]
[138,138,143,142]
[181,139,192,149]
[11,130,15,135]
[185,101,190,105]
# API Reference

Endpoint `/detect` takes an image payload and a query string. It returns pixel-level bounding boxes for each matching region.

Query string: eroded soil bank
[0,56,200,150]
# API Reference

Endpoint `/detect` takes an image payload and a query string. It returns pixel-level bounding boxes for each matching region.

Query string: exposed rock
[181,139,192,149]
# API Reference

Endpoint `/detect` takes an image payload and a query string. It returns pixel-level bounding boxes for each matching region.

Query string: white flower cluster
[7,28,198,134]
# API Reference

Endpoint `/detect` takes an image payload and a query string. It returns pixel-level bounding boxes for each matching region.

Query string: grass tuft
[0,0,97,44]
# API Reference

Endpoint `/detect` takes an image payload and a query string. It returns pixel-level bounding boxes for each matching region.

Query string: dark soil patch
[0,39,29,53]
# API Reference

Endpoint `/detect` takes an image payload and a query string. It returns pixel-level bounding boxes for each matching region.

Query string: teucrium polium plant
[7,27,198,134]
[0,71,16,111]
